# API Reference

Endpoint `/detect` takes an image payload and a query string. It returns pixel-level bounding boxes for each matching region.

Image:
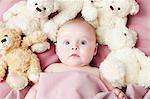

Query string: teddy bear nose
[36,7,42,12]
[1,38,7,43]
[110,5,114,11]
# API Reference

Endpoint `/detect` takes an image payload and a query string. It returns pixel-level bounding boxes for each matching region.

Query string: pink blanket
[36,71,117,99]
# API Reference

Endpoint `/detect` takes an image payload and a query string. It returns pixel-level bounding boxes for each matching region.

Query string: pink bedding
[0,0,150,99]
[36,71,117,99]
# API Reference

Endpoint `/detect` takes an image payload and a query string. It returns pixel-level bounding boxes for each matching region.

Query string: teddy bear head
[105,26,137,50]
[0,28,22,53]
[92,0,139,17]
[27,0,57,18]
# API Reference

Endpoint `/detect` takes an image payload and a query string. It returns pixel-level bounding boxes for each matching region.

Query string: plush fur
[0,28,41,90]
[42,0,97,42]
[3,0,97,52]
[86,0,139,44]
[99,26,150,88]
[3,0,53,53]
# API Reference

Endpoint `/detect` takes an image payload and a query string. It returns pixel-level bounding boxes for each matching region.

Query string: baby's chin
[64,62,88,67]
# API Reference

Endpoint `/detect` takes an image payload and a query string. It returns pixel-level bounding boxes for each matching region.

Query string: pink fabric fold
[0,81,31,99]
[126,84,150,99]
[36,71,117,99]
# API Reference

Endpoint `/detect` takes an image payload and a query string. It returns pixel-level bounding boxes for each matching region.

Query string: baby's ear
[94,43,98,56]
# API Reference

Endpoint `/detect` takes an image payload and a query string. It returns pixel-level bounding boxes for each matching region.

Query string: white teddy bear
[85,0,139,44]
[3,0,97,52]
[99,26,150,88]
[3,0,52,53]
[42,0,97,42]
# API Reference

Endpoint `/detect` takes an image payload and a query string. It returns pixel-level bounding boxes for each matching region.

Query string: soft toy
[3,0,97,52]
[3,0,51,53]
[99,26,150,88]
[84,0,139,44]
[0,28,41,90]
[42,0,97,42]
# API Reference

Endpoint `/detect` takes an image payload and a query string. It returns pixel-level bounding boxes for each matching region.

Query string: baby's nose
[71,46,78,50]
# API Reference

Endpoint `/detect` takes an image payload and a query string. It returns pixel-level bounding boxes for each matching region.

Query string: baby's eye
[64,40,70,45]
[80,40,87,45]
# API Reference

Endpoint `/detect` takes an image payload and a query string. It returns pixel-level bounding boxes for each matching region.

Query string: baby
[25,18,127,99]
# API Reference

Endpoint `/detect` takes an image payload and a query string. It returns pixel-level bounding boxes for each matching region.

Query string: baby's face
[56,22,97,67]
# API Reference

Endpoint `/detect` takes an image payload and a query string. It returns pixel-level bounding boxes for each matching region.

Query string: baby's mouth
[70,54,80,57]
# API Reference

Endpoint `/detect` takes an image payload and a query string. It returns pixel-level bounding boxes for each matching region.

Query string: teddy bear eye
[35,3,38,6]
[124,33,127,36]
[118,7,121,10]
[4,35,8,37]
[43,7,46,10]
[91,0,94,3]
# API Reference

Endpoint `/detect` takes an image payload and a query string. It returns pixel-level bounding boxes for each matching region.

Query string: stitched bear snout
[110,5,114,11]
[36,7,42,12]
[1,38,7,43]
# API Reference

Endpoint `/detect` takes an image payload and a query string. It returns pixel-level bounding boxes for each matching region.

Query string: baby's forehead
[57,20,96,37]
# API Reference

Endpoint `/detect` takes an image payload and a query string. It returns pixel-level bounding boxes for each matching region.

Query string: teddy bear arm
[0,58,7,81]
[43,1,82,41]
[3,1,26,21]
[22,31,48,47]
[27,54,41,83]
[53,0,82,27]
[134,49,150,68]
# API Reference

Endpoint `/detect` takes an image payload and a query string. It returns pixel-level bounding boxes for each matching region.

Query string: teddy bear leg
[6,72,28,90]
[100,59,126,88]
[31,42,50,53]
[0,58,7,81]
[138,68,150,87]
[27,54,41,83]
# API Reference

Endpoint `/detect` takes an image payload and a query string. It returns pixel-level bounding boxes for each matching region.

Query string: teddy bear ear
[130,0,139,15]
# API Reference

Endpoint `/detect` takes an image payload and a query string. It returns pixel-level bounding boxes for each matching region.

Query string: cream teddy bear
[42,0,98,42]
[0,28,41,90]
[84,0,139,44]
[99,26,150,88]
[3,0,51,53]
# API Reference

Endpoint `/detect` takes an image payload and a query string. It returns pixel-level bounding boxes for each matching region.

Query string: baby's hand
[112,88,127,99]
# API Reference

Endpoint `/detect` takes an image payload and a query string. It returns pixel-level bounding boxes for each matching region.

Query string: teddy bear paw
[6,75,28,90]
[31,42,50,53]
[43,21,58,42]
[100,59,126,87]
[28,73,39,83]
[138,68,150,87]
[82,6,97,21]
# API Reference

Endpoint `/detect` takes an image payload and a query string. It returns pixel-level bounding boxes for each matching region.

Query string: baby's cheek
[80,49,94,63]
